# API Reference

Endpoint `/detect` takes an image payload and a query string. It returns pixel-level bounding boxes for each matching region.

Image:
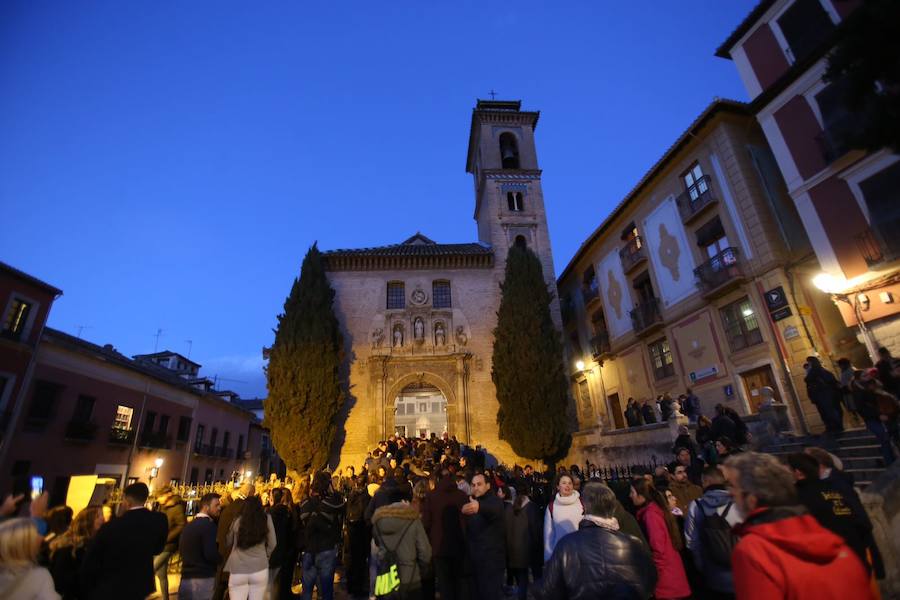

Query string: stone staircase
[760,427,887,488]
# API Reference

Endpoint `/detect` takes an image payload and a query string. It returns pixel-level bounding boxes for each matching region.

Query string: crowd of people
[0,349,897,600]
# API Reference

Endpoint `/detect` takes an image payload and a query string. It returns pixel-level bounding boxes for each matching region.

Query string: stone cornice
[323,252,494,272]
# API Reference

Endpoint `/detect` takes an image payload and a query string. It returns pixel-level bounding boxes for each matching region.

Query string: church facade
[321,100,562,468]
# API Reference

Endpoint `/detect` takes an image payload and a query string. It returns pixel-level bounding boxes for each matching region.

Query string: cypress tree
[266,243,345,473]
[492,244,571,463]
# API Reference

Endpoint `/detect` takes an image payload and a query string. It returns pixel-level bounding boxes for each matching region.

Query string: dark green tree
[492,244,571,463]
[265,243,344,473]
[824,0,900,153]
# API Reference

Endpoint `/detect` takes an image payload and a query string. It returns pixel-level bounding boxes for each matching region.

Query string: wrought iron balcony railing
[629,298,663,334]
[619,236,647,273]
[675,175,717,223]
[590,331,611,359]
[694,247,745,296]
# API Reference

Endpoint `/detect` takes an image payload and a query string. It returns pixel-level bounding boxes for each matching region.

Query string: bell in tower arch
[499,132,520,169]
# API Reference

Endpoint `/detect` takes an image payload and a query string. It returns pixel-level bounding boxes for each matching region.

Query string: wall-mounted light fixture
[857,293,870,311]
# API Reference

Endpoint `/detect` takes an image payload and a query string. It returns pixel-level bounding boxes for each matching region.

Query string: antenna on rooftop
[75,325,92,339]
[213,375,247,389]
[153,328,164,352]
[185,340,193,358]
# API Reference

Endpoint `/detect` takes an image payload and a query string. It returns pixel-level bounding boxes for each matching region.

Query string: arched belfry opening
[499,132,520,169]
[514,234,528,248]
[393,383,448,438]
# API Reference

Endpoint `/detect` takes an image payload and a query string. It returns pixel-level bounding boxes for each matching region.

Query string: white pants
[228,568,269,600]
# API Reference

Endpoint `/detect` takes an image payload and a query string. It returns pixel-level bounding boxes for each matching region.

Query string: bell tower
[466,99,561,317]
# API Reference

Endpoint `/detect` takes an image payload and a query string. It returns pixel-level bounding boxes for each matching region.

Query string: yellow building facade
[557,100,866,465]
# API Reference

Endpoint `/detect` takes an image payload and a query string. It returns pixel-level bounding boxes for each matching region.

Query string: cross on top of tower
[489,89,497,100]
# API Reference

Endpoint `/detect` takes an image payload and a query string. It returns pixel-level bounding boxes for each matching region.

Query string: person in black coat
[267,488,293,600]
[804,356,845,432]
[461,473,506,600]
[178,493,221,600]
[529,481,656,600]
[422,469,469,600]
[787,453,883,578]
[79,482,168,600]
[640,399,657,424]
[49,506,104,599]
[624,398,643,427]
[710,404,738,444]
[505,483,542,600]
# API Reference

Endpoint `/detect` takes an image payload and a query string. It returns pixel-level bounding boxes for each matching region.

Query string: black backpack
[372,520,415,599]
[699,499,738,568]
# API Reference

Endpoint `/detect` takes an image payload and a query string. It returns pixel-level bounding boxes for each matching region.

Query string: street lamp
[812,272,845,294]
[575,360,585,372]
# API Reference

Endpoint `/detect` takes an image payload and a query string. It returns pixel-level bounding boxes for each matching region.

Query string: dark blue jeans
[865,419,897,466]
[301,548,337,600]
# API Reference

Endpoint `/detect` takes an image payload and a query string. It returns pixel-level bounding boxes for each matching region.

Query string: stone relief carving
[658,223,681,282]
[410,287,427,306]
[455,326,468,346]
[393,324,404,347]
[607,270,623,320]
[434,322,446,346]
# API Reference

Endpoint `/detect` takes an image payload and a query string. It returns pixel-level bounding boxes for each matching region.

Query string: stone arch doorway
[379,365,468,443]
[393,383,448,438]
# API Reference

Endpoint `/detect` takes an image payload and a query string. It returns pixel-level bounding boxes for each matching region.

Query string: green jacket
[372,502,432,586]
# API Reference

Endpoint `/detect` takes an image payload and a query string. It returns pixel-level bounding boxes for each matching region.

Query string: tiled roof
[323,233,492,258]
[557,99,750,283]
[322,233,494,271]
[715,0,776,58]
[0,261,63,295]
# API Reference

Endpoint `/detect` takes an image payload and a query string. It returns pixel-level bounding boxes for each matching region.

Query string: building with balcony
[0,262,62,455]
[716,0,900,359]
[0,262,276,502]
[557,100,865,465]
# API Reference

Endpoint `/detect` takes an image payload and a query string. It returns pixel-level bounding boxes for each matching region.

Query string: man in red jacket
[722,452,875,600]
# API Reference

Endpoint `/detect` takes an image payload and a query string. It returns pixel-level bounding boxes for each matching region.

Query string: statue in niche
[414,317,425,340]
[658,223,681,281]
[434,322,446,346]
[455,326,468,346]
[393,324,404,347]
[372,328,384,349]
[607,270,623,319]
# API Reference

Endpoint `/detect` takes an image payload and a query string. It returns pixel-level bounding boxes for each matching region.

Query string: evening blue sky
[0,1,757,398]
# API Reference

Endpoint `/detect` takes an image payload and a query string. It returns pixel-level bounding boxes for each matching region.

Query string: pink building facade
[717,0,900,358]
[0,262,274,502]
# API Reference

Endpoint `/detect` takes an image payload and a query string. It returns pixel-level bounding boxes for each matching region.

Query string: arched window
[514,235,527,248]
[499,132,520,169]
[506,191,524,212]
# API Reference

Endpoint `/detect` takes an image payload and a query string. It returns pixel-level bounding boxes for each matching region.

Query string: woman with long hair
[224,496,276,600]
[48,506,104,599]
[630,478,690,600]
[0,517,60,599]
[542,473,583,562]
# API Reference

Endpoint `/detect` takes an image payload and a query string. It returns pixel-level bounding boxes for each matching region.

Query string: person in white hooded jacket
[542,474,584,561]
